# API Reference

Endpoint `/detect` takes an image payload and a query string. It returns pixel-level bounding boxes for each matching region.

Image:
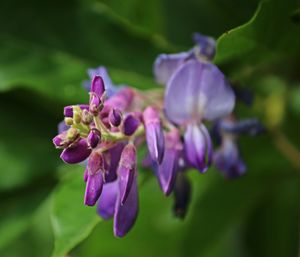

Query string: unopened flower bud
[67,127,79,140]
[73,111,81,124]
[81,109,93,125]
[122,114,140,136]
[173,173,191,219]
[89,93,103,116]
[64,104,89,117]
[109,108,122,127]
[118,143,137,205]
[64,117,73,126]
[87,128,101,148]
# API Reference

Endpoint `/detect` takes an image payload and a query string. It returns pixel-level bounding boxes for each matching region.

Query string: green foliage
[0,0,299,256]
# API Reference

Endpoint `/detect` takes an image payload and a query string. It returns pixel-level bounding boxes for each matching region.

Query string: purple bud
[97,180,118,219]
[184,123,212,173]
[118,143,137,205]
[89,93,102,116]
[123,114,140,136]
[84,152,105,206]
[91,75,105,97]
[156,130,182,195]
[114,178,138,237]
[60,139,92,164]
[173,172,191,219]
[84,172,103,206]
[53,134,64,148]
[109,108,122,127]
[64,104,89,117]
[87,129,101,148]
[143,107,165,164]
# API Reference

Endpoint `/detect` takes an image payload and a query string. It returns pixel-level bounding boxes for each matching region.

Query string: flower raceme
[53,34,261,237]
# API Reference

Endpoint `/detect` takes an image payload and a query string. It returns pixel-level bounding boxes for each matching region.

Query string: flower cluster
[53,33,262,237]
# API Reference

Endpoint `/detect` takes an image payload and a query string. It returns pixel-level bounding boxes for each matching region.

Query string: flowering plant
[53,33,262,237]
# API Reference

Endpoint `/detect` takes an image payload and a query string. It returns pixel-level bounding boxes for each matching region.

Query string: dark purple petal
[105,143,125,182]
[97,180,118,219]
[192,32,216,60]
[165,60,235,124]
[173,172,191,219]
[109,108,122,127]
[60,139,91,164]
[184,124,207,172]
[89,93,102,115]
[117,144,137,205]
[64,105,89,117]
[85,66,120,97]
[143,107,165,164]
[154,52,190,85]
[123,114,140,136]
[84,172,103,206]
[156,130,182,195]
[87,129,101,149]
[91,75,105,97]
[114,178,138,237]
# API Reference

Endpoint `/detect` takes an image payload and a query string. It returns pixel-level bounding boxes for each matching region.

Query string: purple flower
[214,138,246,179]
[143,107,165,164]
[83,66,121,97]
[155,129,182,195]
[60,139,91,164]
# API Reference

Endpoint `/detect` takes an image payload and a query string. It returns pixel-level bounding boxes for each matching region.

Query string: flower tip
[91,75,105,97]
[60,139,91,164]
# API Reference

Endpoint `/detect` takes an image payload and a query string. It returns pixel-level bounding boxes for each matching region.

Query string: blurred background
[0,0,300,256]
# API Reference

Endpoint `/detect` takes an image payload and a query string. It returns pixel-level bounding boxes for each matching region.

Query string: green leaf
[180,174,265,257]
[215,0,300,65]
[51,166,100,257]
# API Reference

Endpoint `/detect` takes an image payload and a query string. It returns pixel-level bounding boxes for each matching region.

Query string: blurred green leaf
[215,0,300,65]
[51,166,100,257]
[244,179,300,257]
[180,175,265,257]
[0,90,59,190]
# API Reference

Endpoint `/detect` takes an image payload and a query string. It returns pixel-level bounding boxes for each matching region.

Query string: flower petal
[60,139,91,164]
[184,123,208,173]
[156,130,181,195]
[117,144,137,205]
[165,60,235,124]
[154,52,190,85]
[97,180,118,219]
[192,32,216,60]
[91,75,105,97]
[84,172,103,206]
[114,178,138,237]
[143,107,165,164]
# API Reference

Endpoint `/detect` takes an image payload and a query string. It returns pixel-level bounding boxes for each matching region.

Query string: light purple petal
[60,139,91,164]
[97,180,118,219]
[114,178,138,237]
[84,172,103,206]
[105,87,135,111]
[58,120,69,133]
[143,107,165,164]
[184,124,207,173]
[165,60,235,124]
[154,52,190,85]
